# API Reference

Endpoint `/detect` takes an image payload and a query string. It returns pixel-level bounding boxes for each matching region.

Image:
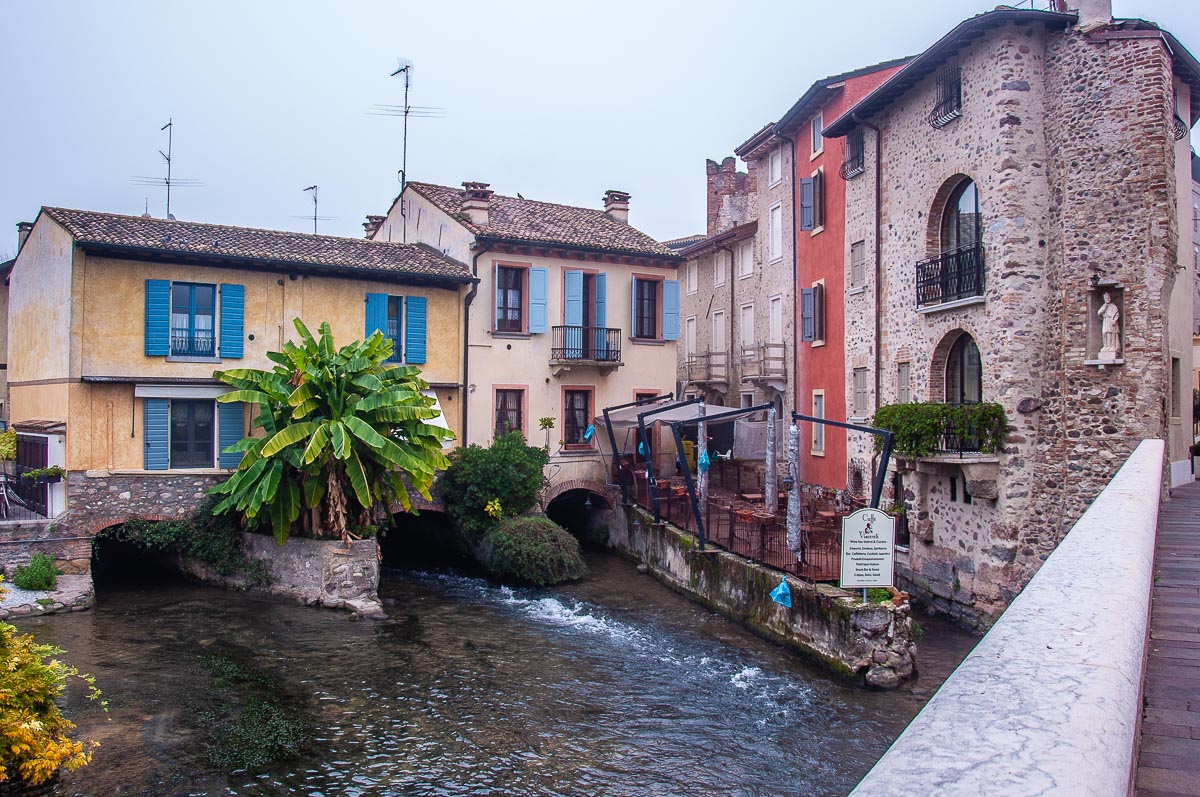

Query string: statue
[1097,291,1120,360]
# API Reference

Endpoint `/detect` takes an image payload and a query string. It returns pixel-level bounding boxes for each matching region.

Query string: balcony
[915,244,984,309]
[170,330,216,358]
[839,151,864,181]
[740,342,787,389]
[550,326,622,375]
[685,351,729,387]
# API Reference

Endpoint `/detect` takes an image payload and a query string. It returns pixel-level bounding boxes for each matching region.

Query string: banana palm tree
[210,318,453,543]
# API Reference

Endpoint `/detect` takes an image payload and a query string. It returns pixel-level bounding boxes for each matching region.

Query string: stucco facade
[829,7,1197,625]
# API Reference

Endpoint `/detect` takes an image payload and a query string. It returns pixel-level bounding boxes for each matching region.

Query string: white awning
[134,384,231,399]
[421,389,453,448]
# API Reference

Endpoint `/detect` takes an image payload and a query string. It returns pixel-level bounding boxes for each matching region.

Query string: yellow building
[6,207,471,523]
[368,182,685,501]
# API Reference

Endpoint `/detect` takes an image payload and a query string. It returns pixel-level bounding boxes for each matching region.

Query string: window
[385,296,403,362]
[738,239,754,277]
[853,368,870,417]
[715,251,728,286]
[741,392,754,409]
[496,266,524,332]
[634,277,658,339]
[712,310,726,352]
[769,295,783,344]
[850,240,866,287]
[171,283,216,357]
[800,171,825,232]
[931,63,962,128]
[811,112,824,155]
[170,399,215,468]
[687,261,698,294]
[800,284,825,343]
[812,392,825,453]
[768,205,782,261]
[842,130,865,180]
[366,293,426,364]
[945,333,982,404]
[495,388,525,437]
[739,303,754,347]
[563,388,593,447]
[941,179,981,253]
[769,147,782,186]
[1172,357,1182,418]
[685,316,697,355]
[897,362,911,404]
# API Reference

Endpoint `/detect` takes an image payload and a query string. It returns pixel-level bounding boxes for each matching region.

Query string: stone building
[823,0,1198,626]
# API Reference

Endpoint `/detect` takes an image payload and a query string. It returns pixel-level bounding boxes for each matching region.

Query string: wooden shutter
[813,283,825,341]
[662,280,680,341]
[145,279,171,356]
[219,284,244,359]
[528,268,548,333]
[800,287,815,342]
[593,273,608,357]
[564,270,583,326]
[813,171,824,228]
[365,293,388,338]
[143,398,169,470]
[404,296,427,364]
[218,401,245,469]
[800,178,815,231]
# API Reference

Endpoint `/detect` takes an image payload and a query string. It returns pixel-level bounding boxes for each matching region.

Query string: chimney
[461,181,493,226]
[1070,0,1111,28]
[603,190,631,224]
[16,221,32,252]
[362,214,385,239]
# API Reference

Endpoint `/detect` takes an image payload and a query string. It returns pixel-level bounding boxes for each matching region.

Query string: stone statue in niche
[1097,291,1121,359]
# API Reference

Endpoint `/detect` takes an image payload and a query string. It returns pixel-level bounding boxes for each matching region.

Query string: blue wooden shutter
[405,296,427,364]
[662,279,680,341]
[564,270,583,326]
[145,279,170,356]
[365,292,388,338]
[630,277,638,336]
[529,268,548,333]
[219,284,244,359]
[801,288,815,341]
[144,398,169,470]
[800,178,815,231]
[593,273,608,357]
[218,401,245,469]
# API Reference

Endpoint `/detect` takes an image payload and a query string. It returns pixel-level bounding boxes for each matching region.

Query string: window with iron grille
[850,240,866,287]
[495,389,524,437]
[563,389,592,446]
[496,267,524,332]
[853,368,870,417]
[170,282,216,357]
[930,64,962,128]
[841,130,865,180]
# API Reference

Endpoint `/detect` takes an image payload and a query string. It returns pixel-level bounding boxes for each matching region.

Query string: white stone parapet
[850,438,1164,797]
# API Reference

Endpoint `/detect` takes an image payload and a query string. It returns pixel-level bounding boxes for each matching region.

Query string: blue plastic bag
[698,449,711,473]
[638,440,647,457]
[770,578,792,608]
[583,424,595,441]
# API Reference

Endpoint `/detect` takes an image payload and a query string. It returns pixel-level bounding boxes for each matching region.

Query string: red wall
[791,66,903,490]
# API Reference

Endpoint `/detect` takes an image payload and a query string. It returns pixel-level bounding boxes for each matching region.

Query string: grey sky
[2,0,1197,257]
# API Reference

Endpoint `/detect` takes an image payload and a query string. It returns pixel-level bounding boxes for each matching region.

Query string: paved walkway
[1137,479,1200,797]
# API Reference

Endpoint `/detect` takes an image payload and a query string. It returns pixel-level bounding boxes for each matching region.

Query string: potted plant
[538,417,555,449]
[25,465,65,484]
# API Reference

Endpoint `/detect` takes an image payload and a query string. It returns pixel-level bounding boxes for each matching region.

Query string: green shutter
[219,284,244,359]
[404,296,427,364]
[144,398,169,470]
[218,401,244,469]
[145,280,170,356]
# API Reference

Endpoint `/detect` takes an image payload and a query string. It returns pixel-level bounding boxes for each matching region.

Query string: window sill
[768,178,782,189]
[166,355,221,364]
[810,339,826,349]
[630,338,666,346]
[848,416,868,425]
[557,446,597,457]
[92,467,233,477]
[768,257,783,266]
[811,449,826,457]
[847,285,866,296]
[810,225,825,237]
[491,331,532,339]
[810,149,823,162]
[916,295,985,315]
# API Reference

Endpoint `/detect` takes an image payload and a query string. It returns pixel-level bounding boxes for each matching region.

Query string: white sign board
[839,508,896,589]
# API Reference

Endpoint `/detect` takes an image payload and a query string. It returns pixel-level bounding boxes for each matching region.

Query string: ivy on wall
[872,402,1009,459]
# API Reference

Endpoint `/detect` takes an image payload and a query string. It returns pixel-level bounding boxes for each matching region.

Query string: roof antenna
[131,118,204,219]
[390,59,413,197]
[304,185,318,234]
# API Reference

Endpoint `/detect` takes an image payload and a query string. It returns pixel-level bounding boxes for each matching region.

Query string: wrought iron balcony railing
[550,326,622,364]
[839,151,864,181]
[171,331,216,357]
[740,342,787,381]
[915,243,984,308]
[685,351,729,384]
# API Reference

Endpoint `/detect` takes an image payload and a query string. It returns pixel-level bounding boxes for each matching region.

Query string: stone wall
[60,469,227,536]
[0,519,91,575]
[609,504,917,688]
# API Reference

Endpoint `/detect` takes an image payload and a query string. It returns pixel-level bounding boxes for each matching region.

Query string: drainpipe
[853,113,884,413]
[463,242,487,446]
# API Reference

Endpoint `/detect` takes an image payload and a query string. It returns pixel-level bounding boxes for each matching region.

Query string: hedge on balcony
[871,402,1009,459]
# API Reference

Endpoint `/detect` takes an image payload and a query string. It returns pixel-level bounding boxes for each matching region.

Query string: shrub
[872,402,1009,459]
[440,432,549,540]
[13,554,61,591]
[0,577,102,786]
[479,516,588,586]
[0,429,15,462]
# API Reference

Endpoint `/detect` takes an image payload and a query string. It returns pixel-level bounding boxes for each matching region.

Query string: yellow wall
[8,216,74,389]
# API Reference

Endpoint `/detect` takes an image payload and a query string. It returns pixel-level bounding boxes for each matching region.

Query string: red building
[774,60,906,490]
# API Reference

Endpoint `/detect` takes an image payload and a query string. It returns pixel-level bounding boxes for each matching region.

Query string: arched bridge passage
[545,487,613,547]
[379,507,473,569]
[89,517,190,590]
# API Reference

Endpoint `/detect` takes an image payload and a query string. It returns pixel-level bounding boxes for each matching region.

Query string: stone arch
[928,326,986,403]
[925,173,979,258]
[542,478,617,508]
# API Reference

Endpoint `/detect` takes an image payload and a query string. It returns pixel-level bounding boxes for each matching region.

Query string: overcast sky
[2,0,1197,258]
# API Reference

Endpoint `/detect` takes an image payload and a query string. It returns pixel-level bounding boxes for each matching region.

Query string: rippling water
[10,553,975,797]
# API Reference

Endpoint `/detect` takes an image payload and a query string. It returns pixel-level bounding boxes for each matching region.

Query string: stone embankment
[0,574,94,620]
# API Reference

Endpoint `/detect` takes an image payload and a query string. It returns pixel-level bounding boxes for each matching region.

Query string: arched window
[940,179,980,253]
[945,333,982,405]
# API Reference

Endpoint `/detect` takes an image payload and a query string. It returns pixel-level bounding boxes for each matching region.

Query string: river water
[10,553,976,797]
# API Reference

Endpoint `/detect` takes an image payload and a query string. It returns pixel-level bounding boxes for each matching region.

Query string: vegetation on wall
[478,516,588,586]
[0,577,103,786]
[210,319,453,544]
[872,402,1009,459]
[440,432,549,540]
[12,554,61,591]
[0,429,15,462]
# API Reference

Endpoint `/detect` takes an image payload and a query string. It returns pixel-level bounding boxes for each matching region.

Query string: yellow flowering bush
[484,499,503,519]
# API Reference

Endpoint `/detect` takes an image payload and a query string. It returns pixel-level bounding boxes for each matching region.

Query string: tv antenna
[368,58,445,194]
[131,118,204,218]
[290,185,339,234]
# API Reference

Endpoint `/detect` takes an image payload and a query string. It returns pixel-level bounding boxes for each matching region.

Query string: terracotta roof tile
[407,182,680,259]
[40,207,473,284]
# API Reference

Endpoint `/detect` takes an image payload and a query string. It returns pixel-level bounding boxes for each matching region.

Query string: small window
[850,240,866,287]
[563,389,593,447]
[768,205,782,261]
[739,303,754,347]
[1172,357,1182,418]
[687,261,698,294]
[685,316,697,355]
[715,251,728,286]
[811,112,824,155]
[634,278,658,339]
[496,267,524,332]
[170,399,215,468]
[712,310,726,352]
[741,392,754,409]
[841,130,865,180]
[931,63,963,128]
[812,392,825,452]
[495,389,524,437]
[738,239,755,277]
[769,295,783,344]
[769,147,782,186]
[170,283,216,357]
[813,170,825,229]
[853,368,870,417]
[897,362,911,404]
